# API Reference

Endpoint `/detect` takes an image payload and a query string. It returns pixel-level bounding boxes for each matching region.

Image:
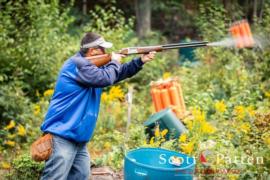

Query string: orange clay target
[229,20,254,48]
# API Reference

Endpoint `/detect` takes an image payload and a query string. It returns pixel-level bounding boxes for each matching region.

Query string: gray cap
[81,37,113,49]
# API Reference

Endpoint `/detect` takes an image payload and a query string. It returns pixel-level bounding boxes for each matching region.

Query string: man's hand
[141,51,156,63]
[111,52,126,63]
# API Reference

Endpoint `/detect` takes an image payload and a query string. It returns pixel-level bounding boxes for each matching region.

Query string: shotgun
[86,41,208,67]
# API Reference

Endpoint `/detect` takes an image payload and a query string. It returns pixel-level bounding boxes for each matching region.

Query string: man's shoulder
[62,53,82,67]
[70,53,91,69]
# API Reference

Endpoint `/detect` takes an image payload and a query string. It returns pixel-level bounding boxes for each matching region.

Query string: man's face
[87,47,105,56]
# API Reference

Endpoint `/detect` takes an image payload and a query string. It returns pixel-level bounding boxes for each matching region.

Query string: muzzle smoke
[207,34,269,49]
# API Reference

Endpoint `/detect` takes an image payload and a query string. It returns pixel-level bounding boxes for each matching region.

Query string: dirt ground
[91,167,123,180]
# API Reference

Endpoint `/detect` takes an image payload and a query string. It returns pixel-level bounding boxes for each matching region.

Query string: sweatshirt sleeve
[73,57,121,88]
[113,57,144,83]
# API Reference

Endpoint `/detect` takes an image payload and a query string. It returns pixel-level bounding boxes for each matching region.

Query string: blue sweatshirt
[40,52,144,142]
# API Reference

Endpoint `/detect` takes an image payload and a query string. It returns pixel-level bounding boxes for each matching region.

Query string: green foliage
[252,3,270,84]
[94,146,125,170]
[0,0,76,96]
[152,0,198,40]
[125,124,147,150]
[197,1,229,42]
[6,154,44,180]
[0,83,30,123]
[83,3,137,51]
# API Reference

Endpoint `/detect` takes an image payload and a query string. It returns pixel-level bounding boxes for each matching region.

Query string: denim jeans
[40,134,90,180]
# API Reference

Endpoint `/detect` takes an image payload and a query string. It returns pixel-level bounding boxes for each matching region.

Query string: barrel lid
[144,108,172,126]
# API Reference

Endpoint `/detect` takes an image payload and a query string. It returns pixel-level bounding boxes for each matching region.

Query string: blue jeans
[40,134,90,180]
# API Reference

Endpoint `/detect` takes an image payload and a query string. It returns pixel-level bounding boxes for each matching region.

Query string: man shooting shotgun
[39,32,156,180]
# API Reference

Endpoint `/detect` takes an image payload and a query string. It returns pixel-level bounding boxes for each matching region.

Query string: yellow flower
[201,121,216,134]
[161,129,168,137]
[4,120,16,130]
[192,108,206,122]
[240,123,250,134]
[181,141,194,155]
[226,133,233,140]
[264,91,270,98]
[108,86,124,101]
[43,89,54,97]
[162,72,171,79]
[143,140,147,145]
[228,174,239,180]
[101,92,109,103]
[179,133,187,143]
[264,137,270,146]
[262,133,270,146]
[5,140,15,147]
[33,104,41,116]
[246,106,255,117]
[215,100,227,113]
[185,120,193,129]
[17,124,26,136]
[234,105,245,120]
[149,137,155,145]
[1,162,11,169]
[154,128,160,137]
[104,142,111,149]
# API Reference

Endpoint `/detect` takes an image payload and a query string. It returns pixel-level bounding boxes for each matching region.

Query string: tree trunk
[135,0,151,38]
[83,0,87,15]
[259,0,264,22]
[244,0,250,18]
[253,0,258,20]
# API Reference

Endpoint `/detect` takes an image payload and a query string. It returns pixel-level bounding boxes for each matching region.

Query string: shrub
[6,154,44,180]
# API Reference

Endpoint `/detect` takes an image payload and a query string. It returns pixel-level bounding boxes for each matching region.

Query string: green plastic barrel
[144,108,187,139]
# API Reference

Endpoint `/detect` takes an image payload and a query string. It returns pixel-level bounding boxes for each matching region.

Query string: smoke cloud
[207,35,269,49]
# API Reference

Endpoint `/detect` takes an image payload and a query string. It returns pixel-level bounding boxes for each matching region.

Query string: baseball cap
[81,37,113,49]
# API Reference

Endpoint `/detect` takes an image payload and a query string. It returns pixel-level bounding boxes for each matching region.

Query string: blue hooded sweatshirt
[41,52,144,142]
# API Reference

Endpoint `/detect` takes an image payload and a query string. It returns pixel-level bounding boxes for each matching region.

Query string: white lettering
[159,154,166,164]
[241,156,246,164]
[216,153,224,164]
[247,156,254,165]
[225,156,232,164]
[256,157,264,164]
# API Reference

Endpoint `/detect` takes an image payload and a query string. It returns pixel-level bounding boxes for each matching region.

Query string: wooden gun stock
[85,54,111,67]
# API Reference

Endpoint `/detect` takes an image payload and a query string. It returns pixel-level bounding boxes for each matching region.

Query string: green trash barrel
[144,108,187,139]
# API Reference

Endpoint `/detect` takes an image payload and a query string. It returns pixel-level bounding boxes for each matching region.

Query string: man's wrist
[137,57,145,66]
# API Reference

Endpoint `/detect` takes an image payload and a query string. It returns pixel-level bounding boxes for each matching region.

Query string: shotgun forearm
[119,46,163,55]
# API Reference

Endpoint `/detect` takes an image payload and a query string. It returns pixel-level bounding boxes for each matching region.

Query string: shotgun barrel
[119,41,208,55]
[162,41,208,49]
